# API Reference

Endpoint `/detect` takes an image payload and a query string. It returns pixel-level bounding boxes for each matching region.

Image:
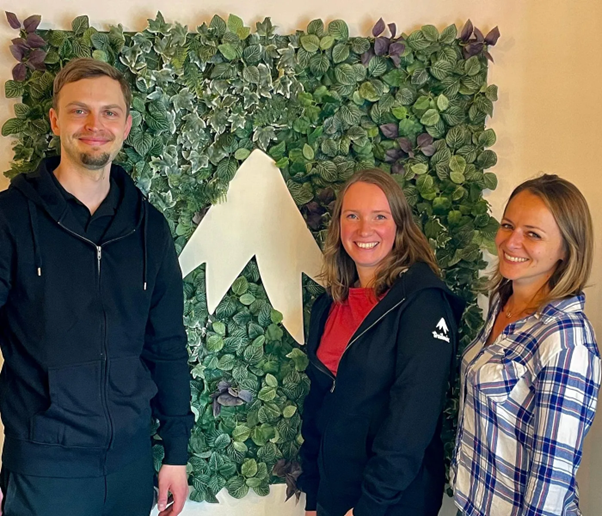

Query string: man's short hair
[52,58,132,114]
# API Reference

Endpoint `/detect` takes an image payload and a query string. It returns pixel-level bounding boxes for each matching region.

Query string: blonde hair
[490,174,594,309]
[53,58,132,114]
[321,169,439,302]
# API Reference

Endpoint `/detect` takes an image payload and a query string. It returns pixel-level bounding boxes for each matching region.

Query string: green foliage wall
[3,12,499,502]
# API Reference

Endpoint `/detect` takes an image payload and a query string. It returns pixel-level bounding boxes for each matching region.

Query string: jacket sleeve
[298,358,330,511]
[0,209,14,309]
[522,344,600,515]
[142,227,194,466]
[354,289,455,516]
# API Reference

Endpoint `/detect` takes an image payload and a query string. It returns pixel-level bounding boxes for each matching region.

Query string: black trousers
[0,454,154,516]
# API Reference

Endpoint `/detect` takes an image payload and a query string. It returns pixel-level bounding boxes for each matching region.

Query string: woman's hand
[305,512,317,516]
[344,510,354,516]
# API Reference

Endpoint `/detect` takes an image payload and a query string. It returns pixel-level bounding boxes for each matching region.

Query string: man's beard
[80,151,112,169]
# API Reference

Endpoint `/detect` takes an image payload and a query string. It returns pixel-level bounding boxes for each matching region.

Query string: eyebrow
[502,217,547,234]
[65,102,125,111]
[342,209,392,214]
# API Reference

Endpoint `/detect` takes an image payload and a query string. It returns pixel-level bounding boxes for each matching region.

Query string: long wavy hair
[490,174,594,309]
[321,169,439,302]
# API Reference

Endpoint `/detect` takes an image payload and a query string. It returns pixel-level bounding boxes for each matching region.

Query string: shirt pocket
[475,354,528,404]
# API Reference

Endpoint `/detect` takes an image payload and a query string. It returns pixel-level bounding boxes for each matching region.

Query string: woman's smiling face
[340,181,397,286]
[495,190,566,293]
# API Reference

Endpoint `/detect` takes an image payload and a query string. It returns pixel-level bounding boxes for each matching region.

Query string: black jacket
[298,262,464,516]
[0,157,193,477]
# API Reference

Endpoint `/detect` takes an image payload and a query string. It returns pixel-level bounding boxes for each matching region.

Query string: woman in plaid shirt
[452,175,600,516]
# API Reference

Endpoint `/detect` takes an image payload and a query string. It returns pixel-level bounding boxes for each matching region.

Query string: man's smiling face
[49,76,132,171]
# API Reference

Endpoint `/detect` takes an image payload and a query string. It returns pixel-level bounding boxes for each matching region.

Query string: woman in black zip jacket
[298,169,464,516]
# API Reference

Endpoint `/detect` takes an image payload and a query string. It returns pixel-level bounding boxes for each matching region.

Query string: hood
[10,156,149,289]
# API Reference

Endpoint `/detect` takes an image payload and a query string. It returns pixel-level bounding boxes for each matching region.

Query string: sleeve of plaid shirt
[522,344,601,515]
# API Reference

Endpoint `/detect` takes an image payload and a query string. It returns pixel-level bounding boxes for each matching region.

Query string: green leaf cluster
[3,13,499,497]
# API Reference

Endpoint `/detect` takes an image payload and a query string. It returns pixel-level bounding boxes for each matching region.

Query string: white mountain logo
[179,149,324,344]
[432,317,450,343]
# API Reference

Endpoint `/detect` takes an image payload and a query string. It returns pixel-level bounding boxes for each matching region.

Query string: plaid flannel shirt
[452,293,600,516]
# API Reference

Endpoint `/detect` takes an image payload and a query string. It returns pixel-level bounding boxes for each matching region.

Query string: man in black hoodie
[0,59,193,516]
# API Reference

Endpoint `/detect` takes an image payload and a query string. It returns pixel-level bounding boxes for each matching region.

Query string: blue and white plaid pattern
[452,294,600,516]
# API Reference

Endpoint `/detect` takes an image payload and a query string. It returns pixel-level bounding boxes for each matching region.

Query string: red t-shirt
[317,288,379,375]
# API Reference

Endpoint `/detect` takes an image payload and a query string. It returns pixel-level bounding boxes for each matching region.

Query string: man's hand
[344,510,354,516]
[157,464,188,516]
[0,487,4,516]
[305,512,317,516]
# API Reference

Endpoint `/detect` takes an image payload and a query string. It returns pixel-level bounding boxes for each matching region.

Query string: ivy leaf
[300,35,320,53]
[332,43,350,64]
[219,43,238,61]
[334,64,356,85]
[227,14,244,34]
[421,25,439,42]
[307,19,325,37]
[420,109,440,126]
[440,24,458,44]
[1,118,26,137]
[478,128,497,148]
[302,144,315,160]
[320,35,335,50]
[5,79,25,98]
[328,20,349,40]
[477,149,497,169]
[131,132,153,156]
[483,172,498,190]
[449,155,467,174]
[465,56,481,76]
[71,15,90,36]
[227,476,249,499]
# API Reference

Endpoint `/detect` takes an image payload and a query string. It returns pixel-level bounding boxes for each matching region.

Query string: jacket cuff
[353,496,388,516]
[162,434,190,465]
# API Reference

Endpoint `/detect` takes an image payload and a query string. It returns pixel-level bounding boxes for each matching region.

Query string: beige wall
[1,1,601,514]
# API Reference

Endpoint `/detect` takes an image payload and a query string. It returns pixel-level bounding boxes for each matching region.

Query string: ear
[123,113,133,140]
[49,107,60,136]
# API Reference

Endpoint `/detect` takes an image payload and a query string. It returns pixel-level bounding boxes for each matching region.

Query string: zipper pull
[97,246,102,274]
[330,379,336,393]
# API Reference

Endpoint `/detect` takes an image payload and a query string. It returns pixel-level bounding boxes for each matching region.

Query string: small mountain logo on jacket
[432,317,450,343]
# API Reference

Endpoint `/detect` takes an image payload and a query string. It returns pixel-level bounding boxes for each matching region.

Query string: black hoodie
[298,262,465,516]
[0,157,193,477]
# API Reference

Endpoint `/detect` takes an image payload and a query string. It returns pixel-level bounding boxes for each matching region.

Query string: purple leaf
[389,42,405,57]
[23,14,41,33]
[6,11,21,29]
[485,26,500,45]
[9,44,24,61]
[28,48,46,66]
[26,33,46,48]
[212,399,221,417]
[361,49,375,67]
[374,37,390,56]
[12,63,27,81]
[473,27,484,42]
[390,55,401,68]
[380,123,399,139]
[317,187,335,204]
[460,19,473,42]
[397,137,413,153]
[272,459,289,477]
[388,22,397,38]
[372,18,385,37]
[391,162,405,175]
[385,148,403,163]
[238,390,253,403]
[417,133,433,147]
[217,393,245,406]
[421,144,436,156]
[466,42,483,57]
[217,380,231,392]
[484,50,494,63]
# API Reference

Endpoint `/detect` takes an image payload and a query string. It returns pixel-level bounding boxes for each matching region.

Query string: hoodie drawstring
[27,200,43,277]
[142,200,148,291]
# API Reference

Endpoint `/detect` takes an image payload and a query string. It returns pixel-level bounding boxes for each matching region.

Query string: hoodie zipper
[312,297,407,393]
[57,221,136,458]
